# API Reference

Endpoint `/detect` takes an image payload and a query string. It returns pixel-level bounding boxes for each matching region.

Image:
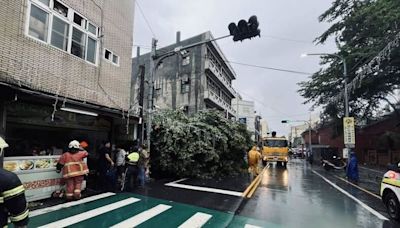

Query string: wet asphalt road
[237,159,399,228]
[127,158,400,227]
[29,158,400,227]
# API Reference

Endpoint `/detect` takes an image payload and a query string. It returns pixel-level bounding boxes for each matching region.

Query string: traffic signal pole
[145,16,261,153]
[145,34,234,153]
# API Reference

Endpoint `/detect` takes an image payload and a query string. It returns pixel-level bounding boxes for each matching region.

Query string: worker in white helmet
[56,140,89,200]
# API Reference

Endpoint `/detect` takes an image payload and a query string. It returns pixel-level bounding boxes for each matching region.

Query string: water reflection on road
[237,159,394,228]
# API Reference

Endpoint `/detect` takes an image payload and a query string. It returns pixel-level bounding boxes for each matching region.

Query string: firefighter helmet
[68,140,80,149]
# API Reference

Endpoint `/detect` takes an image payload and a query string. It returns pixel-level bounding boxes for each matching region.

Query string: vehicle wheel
[276,162,281,167]
[385,192,400,221]
[283,162,287,168]
[262,160,267,167]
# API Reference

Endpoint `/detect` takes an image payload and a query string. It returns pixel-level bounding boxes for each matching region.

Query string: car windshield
[264,139,288,147]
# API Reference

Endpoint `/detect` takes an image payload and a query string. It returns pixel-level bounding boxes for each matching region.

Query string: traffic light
[228,15,261,42]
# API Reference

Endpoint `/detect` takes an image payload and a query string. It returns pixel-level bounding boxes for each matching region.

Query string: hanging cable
[135,0,157,38]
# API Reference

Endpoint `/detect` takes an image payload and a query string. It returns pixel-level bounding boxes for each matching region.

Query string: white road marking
[30,192,116,217]
[38,197,140,228]
[178,212,212,228]
[334,175,381,200]
[165,182,243,197]
[110,204,172,228]
[244,225,263,228]
[169,178,188,184]
[312,170,388,220]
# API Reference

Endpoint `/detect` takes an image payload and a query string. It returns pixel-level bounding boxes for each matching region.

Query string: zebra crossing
[29,192,276,228]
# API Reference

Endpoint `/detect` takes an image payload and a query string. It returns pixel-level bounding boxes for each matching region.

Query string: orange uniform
[58,150,88,200]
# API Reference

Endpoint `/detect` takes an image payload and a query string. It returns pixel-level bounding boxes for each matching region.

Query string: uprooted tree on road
[150,110,253,179]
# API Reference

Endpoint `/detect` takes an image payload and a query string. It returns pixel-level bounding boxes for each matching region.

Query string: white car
[381,163,400,221]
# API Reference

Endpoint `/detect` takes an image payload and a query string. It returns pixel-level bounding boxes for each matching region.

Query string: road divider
[242,164,269,198]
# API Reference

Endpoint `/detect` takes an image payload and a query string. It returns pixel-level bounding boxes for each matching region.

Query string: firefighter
[56,140,89,200]
[248,146,261,177]
[1,137,29,228]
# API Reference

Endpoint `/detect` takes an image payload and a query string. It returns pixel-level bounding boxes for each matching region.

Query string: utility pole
[144,16,261,153]
[146,38,157,152]
[308,113,312,157]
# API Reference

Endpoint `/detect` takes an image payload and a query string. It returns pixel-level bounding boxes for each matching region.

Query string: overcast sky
[133,0,337,135]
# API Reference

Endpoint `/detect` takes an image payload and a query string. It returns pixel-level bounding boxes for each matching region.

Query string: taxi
[381,163,400,221]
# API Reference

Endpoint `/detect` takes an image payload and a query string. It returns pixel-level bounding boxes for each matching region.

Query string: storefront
[1,87,138,201]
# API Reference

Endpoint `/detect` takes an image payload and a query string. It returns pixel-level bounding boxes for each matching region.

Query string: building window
[51,16,69,51]
[28,4,49,42]
[73,13,85,27]
[181,84,190,94]
[87,22,97,35]
[26,0,98,65]
[71,27,86,59]
[53,0,68,17]
[38,0,49,6]
[87,37,97,63]
[182,56,190,66]
[181,75,190,93]
[104,49,119,66]
[104,49,112,60]
[112,54,119,65]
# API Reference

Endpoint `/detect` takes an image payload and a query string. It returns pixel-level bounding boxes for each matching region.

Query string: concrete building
[289,113,320,147]
[232,96,257,141]
[0,0,136,167]
[260,120,269,138]
[132,31,237,119]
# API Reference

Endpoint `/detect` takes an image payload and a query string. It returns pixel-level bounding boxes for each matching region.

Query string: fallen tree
[150,110,253,179]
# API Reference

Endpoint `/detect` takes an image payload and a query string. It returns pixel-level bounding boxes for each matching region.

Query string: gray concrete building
[132,32,237,118]
[0,0,136,168]
[232,96,258,141]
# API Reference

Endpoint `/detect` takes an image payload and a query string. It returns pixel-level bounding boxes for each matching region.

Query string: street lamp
[301,52,352,159]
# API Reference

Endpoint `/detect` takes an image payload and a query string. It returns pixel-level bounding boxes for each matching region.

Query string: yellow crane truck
[262,134,289,168]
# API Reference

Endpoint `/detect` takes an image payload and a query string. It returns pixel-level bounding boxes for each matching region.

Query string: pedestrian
[115,144,127,189]
[124,147,140,191]
[56,140,89,200]
[346,151,359,183]
[248,146,261,177]
[138,144,149,187]
[97,141,115,191]
[1,137,29,228]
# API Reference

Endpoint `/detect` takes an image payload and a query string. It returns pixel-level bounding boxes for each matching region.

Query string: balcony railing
[204,90,236,115]
[205,59,236,96]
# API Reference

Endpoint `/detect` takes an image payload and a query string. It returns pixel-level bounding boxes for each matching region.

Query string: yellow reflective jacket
[126,152,140,166]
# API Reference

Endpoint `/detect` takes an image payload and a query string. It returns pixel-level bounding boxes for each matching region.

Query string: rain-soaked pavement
[28,158,400,227]
[237,159,399,228]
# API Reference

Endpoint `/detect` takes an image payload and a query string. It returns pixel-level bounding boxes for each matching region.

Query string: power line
[135,1,156,38]
[131,44,313,76]
[226,61,313,76]
[235,89,289,117]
